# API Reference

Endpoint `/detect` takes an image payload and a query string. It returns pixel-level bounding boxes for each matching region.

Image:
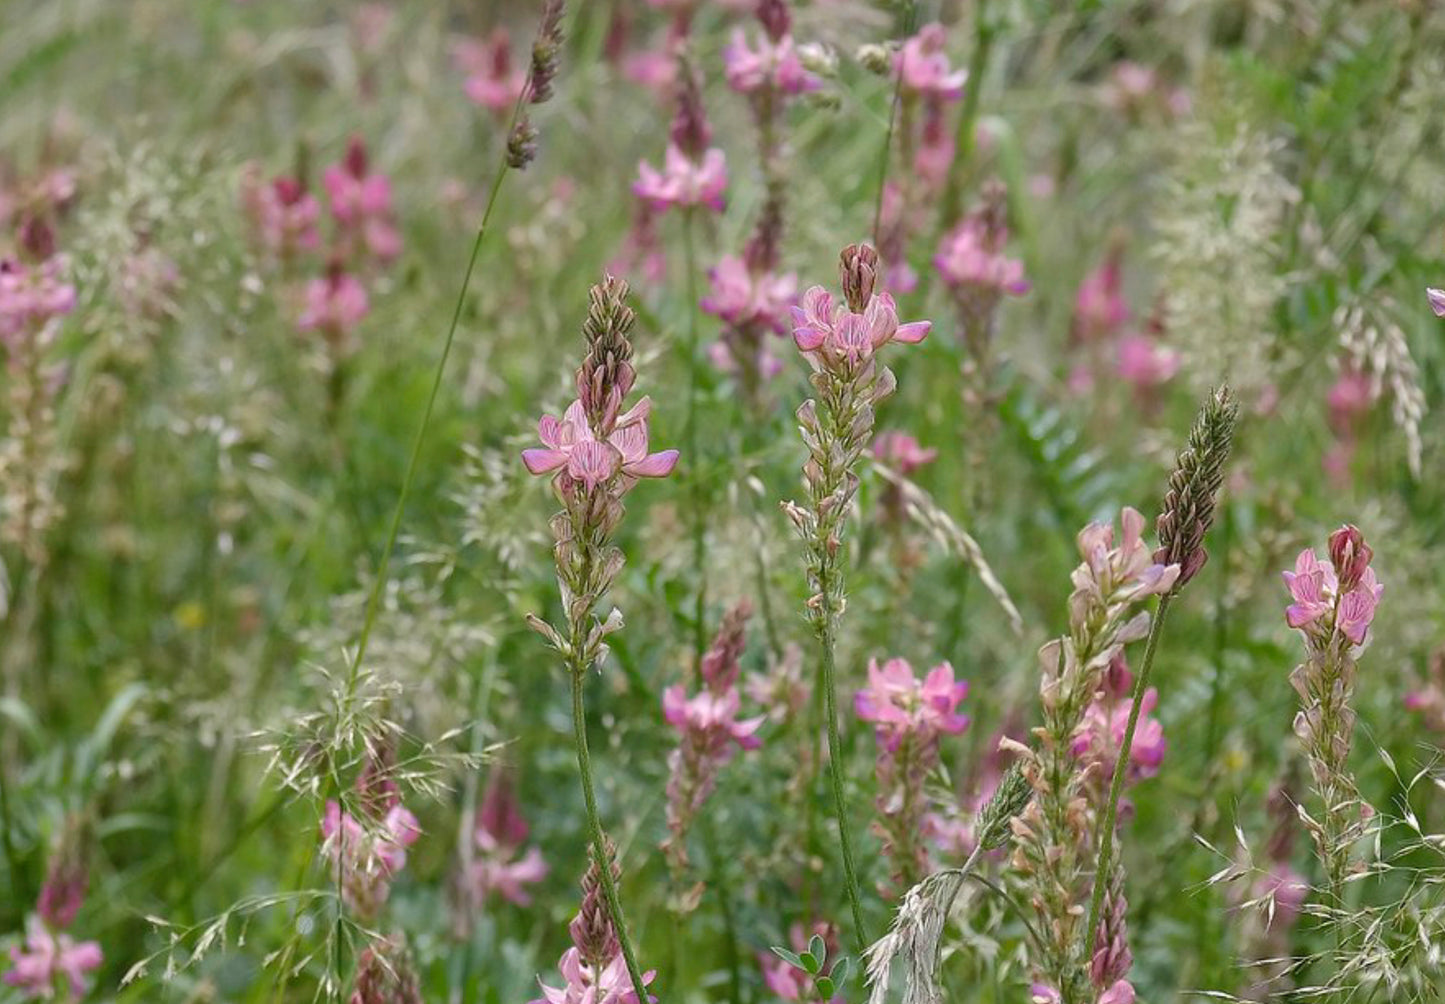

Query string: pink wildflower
[1116,333,1180,389]
[722,29,816,95]
[469,773,548,907]
[662,687,763,752]
[1076,506,1182,603]
[1282,535,1383,645]
[1098,981,1136,1004]
[871,430,937,476]
[531,947,655,1004]
[1072,253,1130,345]
[633,144,728,213]
[298,268,370,343]
[4,917,103,1000]
[323,137,402,262]
[790,285,929,369]
[241,169,321,258]
[453,29,528,114]
[701,254,796,334]
[1029,985,1063,1004]
[855,658,969,749]
[0,256,75,346]
[320,799,421,920]
[521,398,679,489]
[934,215,1030,296]
[1429,287,1445,317]
[1072,655,1166,786]
[896,23,967,99]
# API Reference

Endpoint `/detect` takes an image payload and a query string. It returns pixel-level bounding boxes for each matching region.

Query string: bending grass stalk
[819,606,868,953]
[570,667,652,1003]
[1084,593,1173,960]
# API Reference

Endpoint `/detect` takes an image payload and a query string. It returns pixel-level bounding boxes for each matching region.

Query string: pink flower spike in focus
[790,285,929,368]
[531,947,656,1004]
[521,398,678,491]
[4,917,103,1000]
[1281,528,1383,646]
[896,23,967,99]
[633,144,728,213]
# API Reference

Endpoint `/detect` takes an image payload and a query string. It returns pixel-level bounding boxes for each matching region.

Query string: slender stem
[571,668,652,1002]
[682,209,707,663]
[347,133,515,690]
[819,613,868,952]
[938,2,995,228]
[0,769,24,910]
[702,814,744,1004]
[871,1,917,246]
[1084,593,1173,957]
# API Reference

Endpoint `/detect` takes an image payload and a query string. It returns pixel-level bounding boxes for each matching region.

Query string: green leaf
[815,977,836,998]
[769,946,805,971]
[830,956,852,987]
[800,952,820,976]
[808,933,826,967]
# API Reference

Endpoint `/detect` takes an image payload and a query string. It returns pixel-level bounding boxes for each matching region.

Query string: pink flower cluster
[322,138,402,264]
[702,255,796,336]
[5,840,102,1001]
[1030,980,1134,1004]
[522,398,678,491]
[634,144,728,213]
[466,772,548,907]
[791,285,929,370]
[896,23,967,99]
[532,949,655,1004]
[1282,525,1382,646]
[1076,507,1181,606]
[1072,654,1166,789]
[1323,365,1373,486]
[452,29,528,114]
[0,256,76,350]
[321,796,421,921]
[723,29,816,96]
[934,212,1030,299]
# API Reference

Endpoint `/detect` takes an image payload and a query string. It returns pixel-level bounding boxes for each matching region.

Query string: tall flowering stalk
[1084,387,1237,968]
[4,829,103,1002]
[1282,525,1382,920]
[782,243,930,947]
[854,657,969,892]
[523,275,676,1004]
[661,600,762,907]
[1004,506,1179,1003]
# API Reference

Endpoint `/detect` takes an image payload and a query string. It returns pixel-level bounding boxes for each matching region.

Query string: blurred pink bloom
[1098,981,1136,1004]
[4,917,103,1000]
[871,430,936,476]
[469,774,548,907]
[1428,287,1445,317]
[1072,254,1129,344]
[0,256,75,346]
[1326,367,1372,432]
[623,50,678,96]
[722,29,817,95]
[855,657,968,752]
[896,23,967,99]
[299,269,370,341]
[662,686,763,751]
[1251,864,1309,929]
[1029,985,1062,1004]
[634,144,728,212]
[790,286,929,368]
[243,170,321,258]
[701,254,797,334]
[1072,656,1166,785]
[914,98,956,190]
[522,398,678,489]
[531,947,655,1004]
[934,216,1029,296]
[1116,334,1180,388]
[453,29,527,114]
[323,137,402,262]
[321,800,421,919]
[745,643,808,722]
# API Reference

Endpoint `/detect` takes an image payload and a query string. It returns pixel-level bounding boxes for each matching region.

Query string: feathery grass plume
[1282,525,1382,936]
[1153,386,1240,589]
[863,765,1032,1004]
[782,242,931,950]
[1085,387,1237,971]
[1334,299,1427,479]
[1004,508,1178,1003]
[522,274,674,1004]
[1151,120,1295,398]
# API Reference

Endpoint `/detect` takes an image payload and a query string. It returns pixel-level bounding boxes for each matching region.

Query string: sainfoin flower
[3,917,103,1000]
[790,285,929,368]
[452,29,528,114]
[934,214,1030,296]
[723,29,817,95]
[1427,287,1445,317]
[871,430,937,476]
[896,23,967,98]
[1282,538,1383,644]
[469,773,548,906]
[531,948,655,1004]
[323,137,402,262]
[1116,333,1180,389]
[0,256,77,344]
[320,799,421,920]
[521,398,678,490]
[1076,506,1181,604]
[1072,253,1129,344]
[298,268,370,343]
[1072,654,1165,786]
[633,144,728,212]
[701,254,796,334]
[854,657,968,751]
[241,170,321,258]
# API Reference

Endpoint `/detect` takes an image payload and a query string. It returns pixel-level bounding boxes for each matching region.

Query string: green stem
[938,2,995,228]
[346,131,514,690]
[1084,593,1173,960]
[0,769,24,912]
[682,210,707,662]
[570,668,652,1003]
[818,613,868,953]
[871,1,917,246]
